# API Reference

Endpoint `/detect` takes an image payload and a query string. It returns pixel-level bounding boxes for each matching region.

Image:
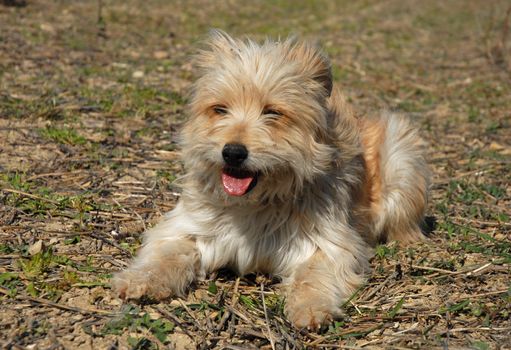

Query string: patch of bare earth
[1,1,509,349]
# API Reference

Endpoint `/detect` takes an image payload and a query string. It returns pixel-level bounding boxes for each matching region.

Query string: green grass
[39,126,87,145]
[98,305,175,343]
[2,172,115,226]
[1,94,65,119]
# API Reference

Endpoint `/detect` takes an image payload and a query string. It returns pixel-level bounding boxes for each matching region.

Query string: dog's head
[181,30,337,204]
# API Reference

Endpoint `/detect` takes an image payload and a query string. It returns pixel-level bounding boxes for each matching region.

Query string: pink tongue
[221,173,254,196]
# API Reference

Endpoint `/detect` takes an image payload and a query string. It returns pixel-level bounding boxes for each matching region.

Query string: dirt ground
[1,0,510,349]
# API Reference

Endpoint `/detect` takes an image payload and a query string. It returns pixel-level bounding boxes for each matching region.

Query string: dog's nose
[222,143,248,166]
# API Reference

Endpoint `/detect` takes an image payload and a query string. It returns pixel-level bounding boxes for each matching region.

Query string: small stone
[28,240,43,256]
[40,23,56,34]
[169,299,181,307]
[153,50,169,59]
[132,70,144,79]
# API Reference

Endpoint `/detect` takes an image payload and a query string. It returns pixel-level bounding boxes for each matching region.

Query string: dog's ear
[285,39,333,97]
[195,29,239,70]
[312,49,333,97]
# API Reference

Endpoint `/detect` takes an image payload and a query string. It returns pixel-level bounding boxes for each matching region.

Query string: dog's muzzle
[222,143,248,167]
[221,143,258,196]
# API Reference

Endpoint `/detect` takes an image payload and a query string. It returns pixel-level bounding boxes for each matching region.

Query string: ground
[0,0,510,349]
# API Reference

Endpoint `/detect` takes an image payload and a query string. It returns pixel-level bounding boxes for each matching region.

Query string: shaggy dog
[113,31,430,328]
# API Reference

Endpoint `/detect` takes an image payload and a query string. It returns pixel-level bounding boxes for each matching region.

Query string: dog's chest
[197,208,317,277]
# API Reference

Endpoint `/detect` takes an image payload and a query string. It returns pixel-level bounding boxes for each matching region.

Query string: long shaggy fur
[112,31,430,328]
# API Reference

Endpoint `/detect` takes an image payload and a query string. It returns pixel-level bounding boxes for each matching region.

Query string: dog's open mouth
[221,167,258,196]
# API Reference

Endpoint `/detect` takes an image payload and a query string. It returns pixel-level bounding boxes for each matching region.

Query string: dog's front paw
[285,299,339,329]
[112,269,172,301]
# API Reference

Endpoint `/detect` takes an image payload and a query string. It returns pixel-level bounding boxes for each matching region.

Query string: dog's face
[181,31,335,204]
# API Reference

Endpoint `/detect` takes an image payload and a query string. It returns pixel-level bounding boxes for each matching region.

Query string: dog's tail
[363,112,430,244]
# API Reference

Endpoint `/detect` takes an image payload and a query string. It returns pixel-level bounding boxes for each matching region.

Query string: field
[1,0,510,349]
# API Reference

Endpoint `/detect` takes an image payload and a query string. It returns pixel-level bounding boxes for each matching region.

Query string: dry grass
[1,0,510,349]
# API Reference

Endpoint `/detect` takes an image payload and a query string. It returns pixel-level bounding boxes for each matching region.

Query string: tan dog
[113,31,430,328]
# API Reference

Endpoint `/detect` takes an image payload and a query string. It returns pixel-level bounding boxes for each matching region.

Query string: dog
[112,30,430,329]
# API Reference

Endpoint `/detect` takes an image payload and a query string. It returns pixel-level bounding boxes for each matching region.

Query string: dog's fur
[113,31,430,328]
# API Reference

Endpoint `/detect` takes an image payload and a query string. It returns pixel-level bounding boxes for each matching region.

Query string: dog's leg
[113,235,200,300]
[284,249,365,329]
[112,201,206,300]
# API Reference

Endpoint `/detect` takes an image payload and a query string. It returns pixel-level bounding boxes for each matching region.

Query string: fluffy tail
[368,112,430,244]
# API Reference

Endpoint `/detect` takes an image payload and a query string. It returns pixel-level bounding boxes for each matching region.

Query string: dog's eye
[263,108,283,117]
[212,105,228,115]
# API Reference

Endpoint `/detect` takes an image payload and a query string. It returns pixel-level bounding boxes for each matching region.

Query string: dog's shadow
[131,269,280,306]
[421,215,437,236]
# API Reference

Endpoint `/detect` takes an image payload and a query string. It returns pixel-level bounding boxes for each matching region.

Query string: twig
[112,197,147,231]
[411,262,498,277]
[235,326,269,339]
[309,323,385,347]
[155,305,196,342]
[276,323,300,348]
[89,232,133,257]
[500,5,511,56]
[1,188,60,205]
[465,262,493,276]
[260,282,276,350]
[26,170,83,181]
[456,216,511,228]
[216,277,240,332]
[96,0,107,38]
[0,286,115,316]
[178,299,203,330]
[467,289,509,298]
[360,272,396,301]
[225,305,251,323]
[223,346,250,350]
[434,326,511,335]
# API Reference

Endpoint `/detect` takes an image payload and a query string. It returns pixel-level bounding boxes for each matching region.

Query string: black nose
[222,143,248,166]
